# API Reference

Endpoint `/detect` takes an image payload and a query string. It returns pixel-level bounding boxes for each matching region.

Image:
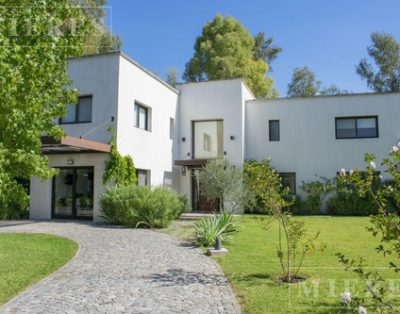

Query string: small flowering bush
[335,145,400,313]
[246,159,325,283]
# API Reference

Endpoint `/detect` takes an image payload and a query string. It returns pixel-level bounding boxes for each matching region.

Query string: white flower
[349,169,354,175]
[340,291,352,304]
[358,305,367,314]
[388,185,394,192]
[340,168,346,176]
[392,146,399,153]
[369,161,376,170]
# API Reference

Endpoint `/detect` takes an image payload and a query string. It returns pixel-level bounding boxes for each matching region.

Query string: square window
[60,96,92,124]
[269,120,280,141]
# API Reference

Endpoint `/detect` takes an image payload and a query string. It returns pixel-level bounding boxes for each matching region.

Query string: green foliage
[287,67,348,97]
[99,185,185,228]
[299,177,335,214]
[244,159,290,214]
[259,215,325,282]
[336,147,400,311]
[199,159,252,213]
[0,0,90,212]
[357,32,400,93]
[252,32,282,72]
[327,190,378,216]
[103,134,137,186]
[79,0,122,54]
[194,210,239,247]
[166,67,178,87]
[287,66,321,97]
[183,15,277,98]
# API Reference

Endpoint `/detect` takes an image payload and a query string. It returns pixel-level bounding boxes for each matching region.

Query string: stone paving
[0,221,240,313]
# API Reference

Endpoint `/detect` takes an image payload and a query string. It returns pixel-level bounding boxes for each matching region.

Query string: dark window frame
[278,172,296,193]
[335,116,379,139]
[134,101,150,131]
[136,169,150,186]
[269,120,280,141]
[59,95,93,125]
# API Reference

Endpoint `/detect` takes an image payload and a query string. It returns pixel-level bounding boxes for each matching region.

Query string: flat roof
[41,136,110,154]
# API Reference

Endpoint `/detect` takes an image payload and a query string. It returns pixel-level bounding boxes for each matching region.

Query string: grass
[163,215,399,313]
[0,233,78,305]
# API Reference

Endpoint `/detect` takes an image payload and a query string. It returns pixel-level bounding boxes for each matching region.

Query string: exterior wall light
[230,135,235,140]
[67,159,74,166]
[181,167,187,176]
[182,137,186,142]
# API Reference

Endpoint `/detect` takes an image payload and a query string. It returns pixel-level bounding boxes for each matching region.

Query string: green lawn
[162,216,399,313]
[216,216,399,313]
[0,233,78,305]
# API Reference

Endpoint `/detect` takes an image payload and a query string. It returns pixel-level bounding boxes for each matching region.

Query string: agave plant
[194,210,238,247]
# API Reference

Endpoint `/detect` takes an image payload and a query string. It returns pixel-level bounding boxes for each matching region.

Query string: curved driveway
[0,221,240,313]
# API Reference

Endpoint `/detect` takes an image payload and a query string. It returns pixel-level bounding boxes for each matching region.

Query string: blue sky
[106,0,400,96]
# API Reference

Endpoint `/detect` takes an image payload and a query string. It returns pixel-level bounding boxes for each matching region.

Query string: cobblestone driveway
[0,221,240,314]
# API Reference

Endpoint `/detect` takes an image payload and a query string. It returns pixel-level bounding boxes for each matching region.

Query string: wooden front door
[191,169,220,213]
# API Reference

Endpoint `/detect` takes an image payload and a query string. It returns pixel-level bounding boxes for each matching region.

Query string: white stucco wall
[29,153,109,222]
[175,79,254,208]
[63,53,120,144]
[245,93,400,194]
[116,54,179,187]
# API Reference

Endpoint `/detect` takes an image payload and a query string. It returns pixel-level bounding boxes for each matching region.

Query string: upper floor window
[60,96,92,124]
[269,120,280,141]
[335,116,378,139]
[193,120,224,159]
[134,102,149,131]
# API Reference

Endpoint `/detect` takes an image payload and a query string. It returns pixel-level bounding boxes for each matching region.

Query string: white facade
[29,52,400,220]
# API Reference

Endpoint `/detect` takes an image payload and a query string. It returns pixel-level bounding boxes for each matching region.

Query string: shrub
[299,177,335,214]
[100,185,185,228]
[327,184,378,216]
[194,210,238,247]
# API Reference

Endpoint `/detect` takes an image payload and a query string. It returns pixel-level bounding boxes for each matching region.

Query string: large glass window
[134,102,149,131]
[60,96,92,124]
[193,120,224,159]
[269,120,280,141]
[336,116,378,139]
[53,167,94,219]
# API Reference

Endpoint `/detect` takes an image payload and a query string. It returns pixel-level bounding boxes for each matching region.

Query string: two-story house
[29,52,400,221]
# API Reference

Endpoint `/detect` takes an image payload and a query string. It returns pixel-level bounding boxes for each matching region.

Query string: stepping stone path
[0,221,240,313]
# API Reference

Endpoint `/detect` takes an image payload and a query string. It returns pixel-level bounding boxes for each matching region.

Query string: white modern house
[29,52,400,221]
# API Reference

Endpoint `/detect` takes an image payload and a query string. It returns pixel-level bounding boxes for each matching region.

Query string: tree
[103,131,137,187]
[336,148,400,312]
[244,159,324,283]
[166,68,178,88]
[79,0,122,54]
[320,85,349,96]
[199,159,252,213]
[253,32,282,72]
[183,15,277,98]
[287,67,321,97]
[357,32,400,93]
[0,0,91,211]
[288,67,348,97]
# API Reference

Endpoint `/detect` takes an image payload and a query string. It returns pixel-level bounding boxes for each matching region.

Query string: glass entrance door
[52,167,94,220]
